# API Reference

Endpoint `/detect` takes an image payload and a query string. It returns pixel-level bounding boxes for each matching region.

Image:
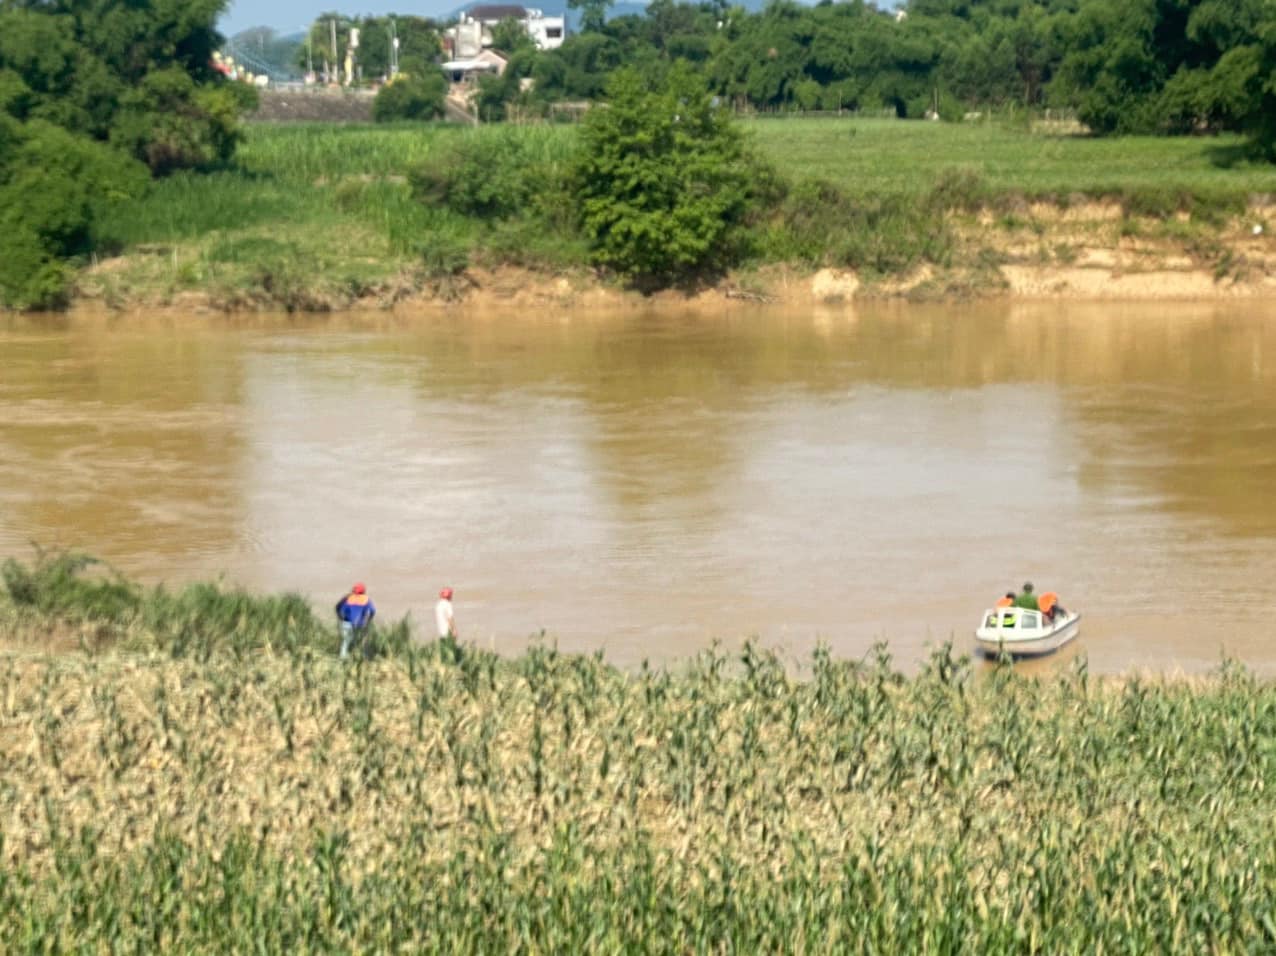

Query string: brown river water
[2,301,1275,674]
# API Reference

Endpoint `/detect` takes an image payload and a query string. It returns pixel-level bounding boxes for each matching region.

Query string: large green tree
[1244,15,1276,156]
[0,0,250,308]
[0,0,248,173]
[569,0,614,34]
[1053,0,1272,135]
[573,64,767,283]
[0,116,146,308]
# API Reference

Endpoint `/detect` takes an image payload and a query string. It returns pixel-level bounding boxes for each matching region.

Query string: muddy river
[3,301,1275,674]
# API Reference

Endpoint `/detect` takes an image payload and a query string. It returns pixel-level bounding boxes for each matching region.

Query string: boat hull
[975,610,1081,658]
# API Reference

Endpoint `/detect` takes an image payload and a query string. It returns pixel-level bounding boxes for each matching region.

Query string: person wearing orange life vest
[1038,591,1066,622]
[336,582,376,659]
[995,592,1016,608]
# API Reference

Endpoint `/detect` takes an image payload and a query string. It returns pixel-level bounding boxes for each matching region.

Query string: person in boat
[1013,581,1039,610]
[336,582,376,659]
[1039,592,1057,620]
[1038,591,1067,622]
[995,592,1016,608]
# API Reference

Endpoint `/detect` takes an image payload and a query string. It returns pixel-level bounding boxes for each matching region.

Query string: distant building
[441,48,509,84]
[444,4,566,59]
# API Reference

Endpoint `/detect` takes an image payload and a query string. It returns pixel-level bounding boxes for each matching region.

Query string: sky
[219,0,898,39]
[220,1,465,37]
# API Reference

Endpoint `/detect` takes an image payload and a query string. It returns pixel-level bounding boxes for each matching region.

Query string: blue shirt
[336,593,376,629]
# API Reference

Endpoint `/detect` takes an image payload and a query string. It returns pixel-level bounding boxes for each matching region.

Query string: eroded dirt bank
[72,201,1276,315]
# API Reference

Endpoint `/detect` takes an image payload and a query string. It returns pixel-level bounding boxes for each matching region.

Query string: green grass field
[749,117,1275,200]
[85,118,1276,307]
[4,553,1276,950]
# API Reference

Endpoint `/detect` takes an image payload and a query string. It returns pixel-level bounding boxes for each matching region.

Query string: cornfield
[2,556,1276,950]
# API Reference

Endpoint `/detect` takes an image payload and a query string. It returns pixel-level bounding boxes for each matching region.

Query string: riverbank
[2,555,1275,949]
[68,120,1276,314]
[77,204,1276,312]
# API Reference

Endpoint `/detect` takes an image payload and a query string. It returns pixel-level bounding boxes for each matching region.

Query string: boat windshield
[982,609,1046,629]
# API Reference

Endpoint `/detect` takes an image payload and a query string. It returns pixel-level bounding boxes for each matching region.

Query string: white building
[445,5,565,59]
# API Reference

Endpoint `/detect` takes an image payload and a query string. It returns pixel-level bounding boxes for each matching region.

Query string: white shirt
[435,598,454,638]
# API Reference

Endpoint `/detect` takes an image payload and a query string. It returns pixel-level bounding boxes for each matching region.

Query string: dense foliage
[0,0,253,309]
[0,551,375,656]
[573,65,771,282]
[4,556,1276,949]
[0,0,250,172]
[0,117,145,308]
[474,0,1276,156]
[373,72,447,122]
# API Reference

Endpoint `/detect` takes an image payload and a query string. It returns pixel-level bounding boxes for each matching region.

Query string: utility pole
[389,18,400,78]
[330,19,338,84]
[347,27,359,87]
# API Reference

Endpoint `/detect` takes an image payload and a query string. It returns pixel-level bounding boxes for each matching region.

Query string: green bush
[417,230,471,277]
[1,551,139,624]
[409,127,571,219]
[373,73,447,122]
[764,177,954,275]
[0,117,145,308]
[110,68,257,175]
[1,551,340,657]
[573,64,770,284]
[927,165,988,213]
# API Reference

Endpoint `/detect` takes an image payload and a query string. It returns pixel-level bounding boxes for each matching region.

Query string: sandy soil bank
[71,202,1276,315]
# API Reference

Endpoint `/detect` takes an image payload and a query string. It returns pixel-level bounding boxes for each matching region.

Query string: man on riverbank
[436,588,457,640]
[336,582,376,659]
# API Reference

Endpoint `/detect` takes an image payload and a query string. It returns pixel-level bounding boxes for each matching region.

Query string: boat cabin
[983,607,1044,631]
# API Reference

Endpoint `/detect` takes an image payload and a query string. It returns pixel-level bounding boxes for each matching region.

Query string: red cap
[352,583,366,595]
[439,588,453,600]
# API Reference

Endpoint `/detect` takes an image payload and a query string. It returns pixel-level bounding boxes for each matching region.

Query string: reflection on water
[2,301,1276,673]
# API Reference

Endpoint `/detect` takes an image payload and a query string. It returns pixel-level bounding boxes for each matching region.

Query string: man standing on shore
[336,582,376,659]
[436,587,457,640]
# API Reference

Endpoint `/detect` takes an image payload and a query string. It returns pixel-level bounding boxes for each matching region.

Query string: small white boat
[974,605,1081,658]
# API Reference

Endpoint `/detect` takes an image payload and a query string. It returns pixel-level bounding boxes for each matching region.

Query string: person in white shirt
[435,587,457,640]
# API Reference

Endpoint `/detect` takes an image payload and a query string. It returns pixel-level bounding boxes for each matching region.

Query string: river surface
[3,302,1276,674]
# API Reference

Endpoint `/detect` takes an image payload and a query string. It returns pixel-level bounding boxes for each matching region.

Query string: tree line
[474,0,1276,150]
[296,0,1276,152]
[0,0,255,308]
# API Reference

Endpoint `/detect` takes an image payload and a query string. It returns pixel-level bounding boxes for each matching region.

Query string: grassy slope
[83,120,1276,307]
[89,126,452,307]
